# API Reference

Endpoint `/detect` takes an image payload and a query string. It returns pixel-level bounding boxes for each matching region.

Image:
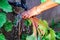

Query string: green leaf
[0,0,12,12]
[42,28,56,40]
[41,0,46,3]
[21,34,27,40]
[38,20,48,35]
[0,12,6,28]
[54,22,60,28]
[26,34,37,40]
[43,20,48,27]
[37,19,56,40]
[55,32,60,40]
[24,19,32,27]
[51,19,55,28]
[4,20,13,32]
[48,28,56,40]
[51,19,55,26]
[51,20,60,28]
[0,33,6,40]
[45,28,56,40]
[38,24,47,35]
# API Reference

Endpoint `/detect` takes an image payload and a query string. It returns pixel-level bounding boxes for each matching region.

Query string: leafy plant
[38,20,48,35]
[21,17,60,40]
[0,12,6,28]
[0,33,6,40]
[0,0,13,40]
[55,32,60,40]
[42,28,56,40]
[26,34,37,40]
[0,0,12,12]
[51,18,60,28]
[4,20,13,32]
[24,19,32,27]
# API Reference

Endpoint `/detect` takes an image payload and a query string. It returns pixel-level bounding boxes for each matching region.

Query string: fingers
[22,11,29,19]
[30,17,39,28]
[21,9,37,19]
[22,10,33,19]
[30,18,37,36]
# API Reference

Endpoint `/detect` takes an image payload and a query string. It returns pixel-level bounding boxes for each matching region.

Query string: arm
[22,0,59,18]
[32,0,58,15]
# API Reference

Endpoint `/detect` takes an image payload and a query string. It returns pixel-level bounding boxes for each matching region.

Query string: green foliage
[51,19,60,29]
[0,33,6,40]
[22,19,58,40]
[0,0,12,12]
[38,20,48,35]
[0,12,6,28]
[24,19,32,27]
[55,32,60,40]
[21,34,27,40]
[49,28,56,40]
[42,28,56,40]
[54,22,60,28]
[26,34,37,40]
[0,0,12,40]
[37,20,55,40]
[41,0,46,3]
[43,20,48,27]
[51,19,55,29]
[4,20,13,32]
[47,28,56,40]
[38,19,48,27]
[51,19,55,26]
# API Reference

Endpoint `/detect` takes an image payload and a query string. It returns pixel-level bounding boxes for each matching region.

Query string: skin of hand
[22,7,38,19]
[22,0,58,19]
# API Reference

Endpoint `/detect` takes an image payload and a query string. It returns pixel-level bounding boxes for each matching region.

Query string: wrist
[36,6,42,15]
[32,6,41,15]
[30,7,38,15]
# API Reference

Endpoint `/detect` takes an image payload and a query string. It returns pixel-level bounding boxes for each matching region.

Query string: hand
[22,7,39,19]
[22,11,30,19]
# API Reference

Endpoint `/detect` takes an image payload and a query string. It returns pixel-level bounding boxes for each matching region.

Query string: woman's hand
[22,0,58,19]
[22,7,39,19]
